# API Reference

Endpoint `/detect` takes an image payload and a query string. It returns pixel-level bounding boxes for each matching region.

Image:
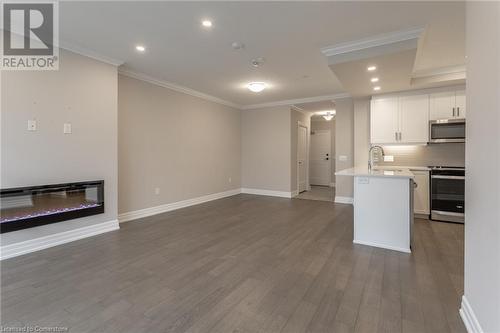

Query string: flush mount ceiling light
[367,65,377,71]
[201,20,213,28]
[247,82,267,93]
[135,45,146,52]
[322,110,336,121]
[373,86,381,91]
[371,77,379,83]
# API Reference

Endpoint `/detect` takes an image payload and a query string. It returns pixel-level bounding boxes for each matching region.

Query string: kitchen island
[335,167,415,253]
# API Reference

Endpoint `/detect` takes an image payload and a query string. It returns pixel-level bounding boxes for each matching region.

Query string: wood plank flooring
[1,194,466,333]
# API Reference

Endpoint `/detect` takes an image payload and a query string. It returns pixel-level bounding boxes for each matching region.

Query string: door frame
[297,121,310,195]
[309,129,332,186]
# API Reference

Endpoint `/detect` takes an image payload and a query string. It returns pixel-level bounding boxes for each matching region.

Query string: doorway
[297,124,308,193]
[295,116,335,202]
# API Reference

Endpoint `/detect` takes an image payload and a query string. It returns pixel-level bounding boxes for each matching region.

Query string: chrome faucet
[368,145,385,171]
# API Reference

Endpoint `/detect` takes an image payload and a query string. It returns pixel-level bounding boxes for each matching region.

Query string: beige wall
[1,50,118,245]
[241,106,291,192]
[311,119,336,184]
[290,109,311,192]
[354,99,371,169]
[463,2,500,332]
[118,74,241,213]
[335,98,355,198]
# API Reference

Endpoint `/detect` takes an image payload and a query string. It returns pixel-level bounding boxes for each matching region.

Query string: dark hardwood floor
[1,194,466,333]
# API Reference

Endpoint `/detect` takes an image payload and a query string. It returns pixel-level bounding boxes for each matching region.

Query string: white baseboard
[291,190,299,197]
[118,188,241,223]
[241,188,293,198]
[460,295,484,333]
[334,196,354,204]
[0,220,119,260]
[353,239,411,253]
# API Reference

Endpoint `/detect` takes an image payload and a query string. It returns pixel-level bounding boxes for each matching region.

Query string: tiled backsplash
[378,143,465,167]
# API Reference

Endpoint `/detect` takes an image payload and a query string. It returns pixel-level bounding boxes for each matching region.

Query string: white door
[430,91,455,120]
[370,97,399,144]
[310,130,331,186]
[399,94,429,143]
[297,125,308,192]
[455,90,466,118]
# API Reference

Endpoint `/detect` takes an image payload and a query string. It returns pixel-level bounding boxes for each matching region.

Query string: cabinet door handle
[395,132,398,141]
[457,107,460,117]
[452,107,456,117]
[399,132,402,141]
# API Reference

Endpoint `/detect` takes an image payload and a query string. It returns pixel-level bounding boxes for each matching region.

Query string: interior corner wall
[353,98,371,169]
[118,74,241,214]
[241,106,291,192]
[290,109,311,192]
[463,2,500,332]
[0,50,118,246]
[335,98,354,199]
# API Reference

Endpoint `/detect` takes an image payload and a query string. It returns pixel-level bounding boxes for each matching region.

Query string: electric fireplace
[0,180,104,233]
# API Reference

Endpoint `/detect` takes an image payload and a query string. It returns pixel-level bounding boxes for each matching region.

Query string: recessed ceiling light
[367,66,377,71]
[371,77,379,83]
[373,86,381,91]
[201,20,213,28]
[247,82,267,93]
[135,45,146,52]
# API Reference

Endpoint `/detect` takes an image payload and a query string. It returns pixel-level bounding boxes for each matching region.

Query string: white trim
[412,64,466,79]
[297,120,310,194]
[321,27,424,57]
[241,188,293,198]
[119,189,241,223]
[118,69,241,109]
[0,220,119,260]
[460,296,484,333]
[334,196,354,204]
[242,93,350,110]
[353,239,411,253]
[60,41,124,66]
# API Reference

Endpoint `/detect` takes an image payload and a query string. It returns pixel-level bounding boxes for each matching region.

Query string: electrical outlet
[358,177,370,184]
[339,155,348,162]
[384,155,394,162]
[27,119,37,131]
[154,187,160,195]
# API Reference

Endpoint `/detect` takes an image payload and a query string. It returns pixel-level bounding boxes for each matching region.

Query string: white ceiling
[59,1,465,107]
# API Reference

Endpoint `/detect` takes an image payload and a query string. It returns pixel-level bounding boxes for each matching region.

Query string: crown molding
[242,93,350,110]
[118,69,241,109]
[412,64,466,79]
[59,40,125,67]
[321,27,424,58]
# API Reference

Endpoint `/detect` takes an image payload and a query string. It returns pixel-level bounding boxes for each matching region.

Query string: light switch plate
[63,123,72,134]
[384,155,394,162]
[339,155,348,161]
[27,119,37,131]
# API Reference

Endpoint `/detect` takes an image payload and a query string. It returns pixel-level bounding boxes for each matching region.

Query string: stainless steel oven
[430,166,465,223]
[429,119,466,143]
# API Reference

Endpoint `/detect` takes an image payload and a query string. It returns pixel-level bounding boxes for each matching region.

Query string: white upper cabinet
[399,94,429,143]
[455,90,466,118]
[430,90,467,120]
[370,97,399,144]
[370,94,429,144]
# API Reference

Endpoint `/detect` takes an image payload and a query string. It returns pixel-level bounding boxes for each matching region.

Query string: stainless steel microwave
[429,119,466,143]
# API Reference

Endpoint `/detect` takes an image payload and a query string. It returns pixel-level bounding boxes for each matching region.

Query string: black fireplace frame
[1,180,104,234]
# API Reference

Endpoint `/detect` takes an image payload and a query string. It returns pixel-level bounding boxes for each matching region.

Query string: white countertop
[335,166,415,179]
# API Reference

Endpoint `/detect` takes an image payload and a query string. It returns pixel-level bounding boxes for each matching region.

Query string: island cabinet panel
[370,97,399,144]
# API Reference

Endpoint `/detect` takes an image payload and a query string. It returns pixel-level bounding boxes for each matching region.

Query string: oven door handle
[431,175,465,180]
